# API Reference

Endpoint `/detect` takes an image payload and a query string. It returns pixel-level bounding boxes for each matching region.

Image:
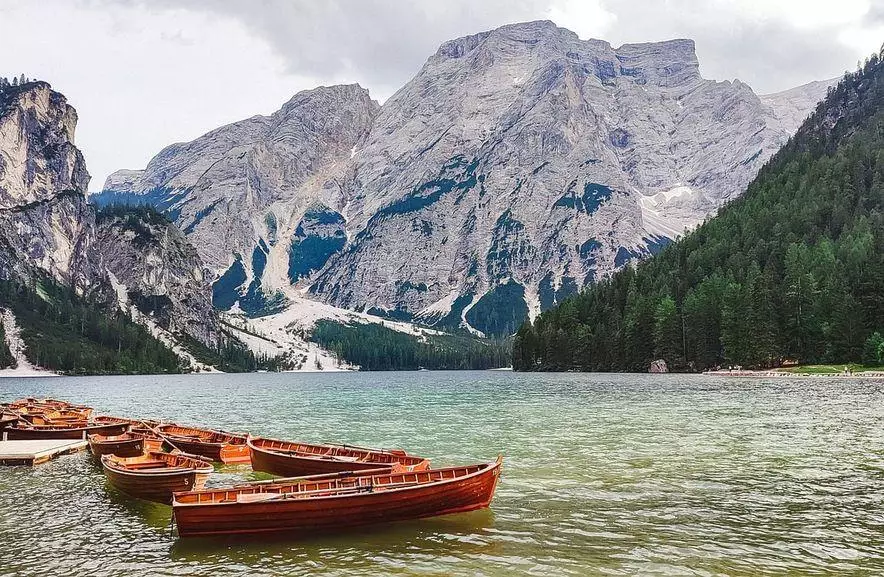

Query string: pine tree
[653,295,680,365]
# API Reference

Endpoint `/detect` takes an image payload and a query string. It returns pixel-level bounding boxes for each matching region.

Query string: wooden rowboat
[156,424,250,463]
[5,418,129,440]
[172,458,502,537]
[248,437,431,477]
[88,433,146,458]
[18,410,90,425]
[0,413,20,430]
[102,451,214,504]
[5,399,93,419]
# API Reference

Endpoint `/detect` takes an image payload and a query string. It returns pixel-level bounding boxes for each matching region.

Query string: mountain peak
[93,23,834,338]
[279,83,377,114]
[0,80,89,208]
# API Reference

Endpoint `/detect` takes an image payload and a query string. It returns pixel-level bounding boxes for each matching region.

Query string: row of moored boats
[0,398,502,537]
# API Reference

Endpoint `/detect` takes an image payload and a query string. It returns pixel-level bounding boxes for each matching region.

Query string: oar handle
[139,420,185,454]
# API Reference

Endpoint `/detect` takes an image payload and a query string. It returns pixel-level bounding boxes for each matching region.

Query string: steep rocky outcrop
[0,82,90,208]
[95,208,220,348]
[0,81,220,351]
[0,81,101,292]
[98,21,832,336]
[94,85,380,315]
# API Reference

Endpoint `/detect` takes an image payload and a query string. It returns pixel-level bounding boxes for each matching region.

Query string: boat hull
[88,434,145,458]
[249,438,430,477]
[157,426,250,463]
[6,422,129,440]
[173,460,501,537]
[0,415,19,430]
[250,445,392,476]
[102,454,211,504]
[158,436,250,463]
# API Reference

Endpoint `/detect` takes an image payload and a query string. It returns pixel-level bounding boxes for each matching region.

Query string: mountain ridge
[513,52,884,371]
[95,21,834,337]
[0,80,224,372]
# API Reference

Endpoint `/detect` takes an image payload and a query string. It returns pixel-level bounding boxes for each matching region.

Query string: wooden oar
[138,420,187,454]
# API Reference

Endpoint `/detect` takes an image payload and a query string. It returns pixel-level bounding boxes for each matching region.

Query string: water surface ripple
[1,372,883,575]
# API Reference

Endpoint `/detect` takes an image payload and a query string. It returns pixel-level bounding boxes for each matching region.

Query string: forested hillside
[0,279,183,374]
[514,52,884,372]
[311,320,511,370]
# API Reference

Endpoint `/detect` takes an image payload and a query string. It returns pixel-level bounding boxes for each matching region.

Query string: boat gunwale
[101,453,214,478]
[173,458,501,508]
[248,436,428,466]
[7,418,128,432]
[158,424,248,445]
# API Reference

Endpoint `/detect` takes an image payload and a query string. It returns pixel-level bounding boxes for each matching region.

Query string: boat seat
[236,492,280,504]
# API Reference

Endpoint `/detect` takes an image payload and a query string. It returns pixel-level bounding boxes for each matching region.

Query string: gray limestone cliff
[95,208,220,348]
[0,81,220,349]
[0,81,100,292]
[310,21,833,334]
[98,21,833,336]
[94,84,380,318]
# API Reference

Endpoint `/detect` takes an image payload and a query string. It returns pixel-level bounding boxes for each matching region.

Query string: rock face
[310,21,831,334]
[0,81,101,292]
[0,82,90,208]
[95,209,220,348]
[93,84,380,316]
[0,191,102,292]
[0,81,220,349]
[98,21,831,335]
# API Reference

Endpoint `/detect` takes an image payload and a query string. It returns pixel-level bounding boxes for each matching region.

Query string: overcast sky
[1,0,881,191]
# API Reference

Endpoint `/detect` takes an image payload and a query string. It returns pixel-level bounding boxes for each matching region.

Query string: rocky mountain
[93,85,380,316]
[96,207,220,348]
[310,22,832,335]
[0,81,102,293]
[513,53,884,371]
[0,80,220,357]
[98,21,833,337]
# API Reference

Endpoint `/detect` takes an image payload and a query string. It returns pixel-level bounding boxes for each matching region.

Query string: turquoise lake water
[1,371,883,576]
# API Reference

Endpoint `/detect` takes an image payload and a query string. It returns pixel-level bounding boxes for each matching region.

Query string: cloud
[112,0,567,100]
[4,0,881,189]
[113,0,881,97]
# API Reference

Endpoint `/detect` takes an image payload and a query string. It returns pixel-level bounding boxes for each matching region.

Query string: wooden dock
[0,439,88,465]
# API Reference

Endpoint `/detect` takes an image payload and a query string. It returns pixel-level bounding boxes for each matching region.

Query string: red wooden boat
[156,424,250,463]
[102,451,214,504]
[5,398,92,419]
[0,413,19,430]
[249,437,430,477]
[88,433,146,458]
[19,413,94,427]
[172,458,502,537]
[5,418,129,440]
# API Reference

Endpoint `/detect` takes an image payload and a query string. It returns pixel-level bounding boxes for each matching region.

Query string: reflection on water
[1,371,883,575]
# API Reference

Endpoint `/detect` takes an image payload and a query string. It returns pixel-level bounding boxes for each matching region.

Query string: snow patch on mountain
[107,272,218,372]
[0,308,56,377]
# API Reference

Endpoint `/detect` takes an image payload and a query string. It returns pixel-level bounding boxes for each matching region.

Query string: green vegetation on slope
[311,320,511,370]
[514,53,884,372]
[178,332,286,373]
[0,279,183,375]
